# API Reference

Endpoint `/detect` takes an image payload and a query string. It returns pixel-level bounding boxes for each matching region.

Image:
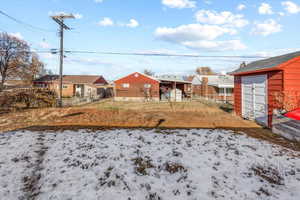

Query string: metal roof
[156,75,192,83]
[231,51,300,74]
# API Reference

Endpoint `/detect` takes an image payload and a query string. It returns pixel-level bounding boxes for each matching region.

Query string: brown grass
[0,99,299,151]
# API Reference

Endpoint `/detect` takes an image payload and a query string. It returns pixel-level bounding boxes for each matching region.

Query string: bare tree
[0,32,31,91]
[196,67,215,75]
[143,69,155,76]
[22,53,45,85]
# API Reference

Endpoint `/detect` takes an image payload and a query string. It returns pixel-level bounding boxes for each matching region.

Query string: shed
[231,51,300,127]
[114,72,192,102]
[114,72,160,101]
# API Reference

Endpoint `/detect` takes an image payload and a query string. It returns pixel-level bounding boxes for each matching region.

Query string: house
[33,75,109,98]
[192,75,234,103]
[231,51,300,128]
[114,72,192,102]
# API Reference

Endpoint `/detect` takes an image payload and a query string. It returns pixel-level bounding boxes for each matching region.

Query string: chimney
[201,77,208,97]
[240,62,246,68]
[202,77,208,85]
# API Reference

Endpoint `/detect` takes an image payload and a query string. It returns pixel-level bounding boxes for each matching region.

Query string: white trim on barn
[242,74,268,127]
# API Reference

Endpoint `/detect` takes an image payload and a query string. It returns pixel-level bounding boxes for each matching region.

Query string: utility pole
[51,14,74,107]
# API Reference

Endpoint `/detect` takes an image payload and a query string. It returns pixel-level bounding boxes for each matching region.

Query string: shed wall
[234,71,283,128]
[115,73,160,99]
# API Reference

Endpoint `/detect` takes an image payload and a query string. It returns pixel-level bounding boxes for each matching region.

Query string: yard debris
[251,164,284,185]
[132,157,155,176]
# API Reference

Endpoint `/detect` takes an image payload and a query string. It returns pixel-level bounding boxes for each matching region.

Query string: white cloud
[94,0,104,3]
[258,3,273,15]
[155,24,236,42]
[154,24,245,51]
[10,32,23,39]
[98,17,114,26]
[182,40,247,51]
[252,19,282,36]
[195,10,249,28]
[237,4,246,11]
[39,41,50,49]
[126,19,139,28]
[162,0,196,9]
[282,1,300,14]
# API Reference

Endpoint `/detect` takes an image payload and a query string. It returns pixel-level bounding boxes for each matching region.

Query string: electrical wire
[0,10,56,33]
[0,49,268,59]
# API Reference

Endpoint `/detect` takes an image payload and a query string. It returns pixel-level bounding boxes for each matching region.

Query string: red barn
[114,72,192,102]
[231,51,300,128]
[114,72,160,101]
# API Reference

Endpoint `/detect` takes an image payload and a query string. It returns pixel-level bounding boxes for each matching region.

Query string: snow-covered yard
[0,129,299,200]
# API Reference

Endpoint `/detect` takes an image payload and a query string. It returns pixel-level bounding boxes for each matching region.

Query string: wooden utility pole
[51,14,74,107]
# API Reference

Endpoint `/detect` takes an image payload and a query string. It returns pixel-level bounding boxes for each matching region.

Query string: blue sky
[1,0,300,79]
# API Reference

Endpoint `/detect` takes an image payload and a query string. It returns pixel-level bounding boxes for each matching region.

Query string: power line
[0,49,269,59]
[63,50,268,59]
[0,10,55,33]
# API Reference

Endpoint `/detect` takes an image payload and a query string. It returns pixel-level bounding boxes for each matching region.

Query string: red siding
[234,76,242,116]
[283,60,300,110]
[234,71,283,128]
[115,72,160,98]
[267,71,284,127]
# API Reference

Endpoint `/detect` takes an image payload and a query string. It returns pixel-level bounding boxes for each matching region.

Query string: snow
[0,129,299,200]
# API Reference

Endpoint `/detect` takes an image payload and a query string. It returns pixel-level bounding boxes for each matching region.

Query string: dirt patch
[1,100,300,151]
[251,165,284,185]
[132,157,155,176]
[164,162,187,174]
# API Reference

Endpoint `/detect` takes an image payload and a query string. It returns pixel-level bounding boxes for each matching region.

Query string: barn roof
[34,75,106,84]
[231,51,300,75]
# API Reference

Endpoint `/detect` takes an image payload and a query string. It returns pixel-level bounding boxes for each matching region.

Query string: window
[63,85,68,89]
[144,84,151,88]
[219,88,233,96]
[122,83,130,88]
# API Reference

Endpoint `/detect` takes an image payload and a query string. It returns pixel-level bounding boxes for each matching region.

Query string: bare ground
[1,99,299,151]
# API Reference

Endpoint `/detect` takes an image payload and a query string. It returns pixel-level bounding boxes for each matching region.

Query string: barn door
[242,75,268,126]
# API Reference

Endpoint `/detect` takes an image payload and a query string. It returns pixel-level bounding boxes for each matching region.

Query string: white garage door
[242,75,268,126]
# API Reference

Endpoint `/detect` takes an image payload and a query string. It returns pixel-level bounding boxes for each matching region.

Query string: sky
[1,0,300,80]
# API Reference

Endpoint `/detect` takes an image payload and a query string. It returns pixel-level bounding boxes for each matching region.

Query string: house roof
[192,75,234,88]
[114,72,160,83]
[231,51,300,75]
[34,75,106,84]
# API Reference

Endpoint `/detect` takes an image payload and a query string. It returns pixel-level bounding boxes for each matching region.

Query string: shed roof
[34,75,106,84]
[156,75,192,84]
[231,51,300,75]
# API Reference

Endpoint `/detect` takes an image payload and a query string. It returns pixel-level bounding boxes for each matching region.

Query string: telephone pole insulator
[51,14,74,107]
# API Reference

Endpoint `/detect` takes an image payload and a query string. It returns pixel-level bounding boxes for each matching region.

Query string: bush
[0,88,57,111]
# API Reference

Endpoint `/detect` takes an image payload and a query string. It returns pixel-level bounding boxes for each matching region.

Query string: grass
[1,99,299,151]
